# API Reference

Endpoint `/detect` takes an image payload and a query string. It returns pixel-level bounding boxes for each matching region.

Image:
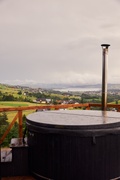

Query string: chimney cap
[101,44,110,48]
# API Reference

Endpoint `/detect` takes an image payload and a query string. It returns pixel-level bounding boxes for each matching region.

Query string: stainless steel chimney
[101,44,110,111]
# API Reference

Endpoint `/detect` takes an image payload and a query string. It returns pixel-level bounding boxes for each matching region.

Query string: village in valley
[1,83,120,106]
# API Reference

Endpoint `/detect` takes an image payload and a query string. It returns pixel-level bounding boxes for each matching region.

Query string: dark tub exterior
[26,110,120,180]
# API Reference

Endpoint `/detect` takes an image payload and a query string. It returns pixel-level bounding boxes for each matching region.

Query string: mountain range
[19,83,120,90]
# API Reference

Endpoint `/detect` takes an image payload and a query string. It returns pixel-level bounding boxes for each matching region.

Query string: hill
[17,82,120,90]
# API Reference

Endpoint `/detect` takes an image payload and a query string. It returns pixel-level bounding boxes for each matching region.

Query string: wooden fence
[0,103,120,145]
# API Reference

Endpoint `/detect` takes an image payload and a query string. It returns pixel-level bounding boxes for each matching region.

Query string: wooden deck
[1,176,36,180]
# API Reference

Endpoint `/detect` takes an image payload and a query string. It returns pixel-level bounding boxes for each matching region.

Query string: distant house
[40,99,46,104]
[46,99,51,104]
[23,91,28,96]
[36,98,52,104]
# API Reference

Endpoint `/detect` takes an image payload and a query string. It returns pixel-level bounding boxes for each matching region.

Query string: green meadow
[0,101,39,107]
[0,101,42,122]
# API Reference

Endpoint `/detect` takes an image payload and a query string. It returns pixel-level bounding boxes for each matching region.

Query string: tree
[18,90,22,95]
[81,97,84,103]
[2,94,15,101]
[0,112,8,126]
[0,113,9,147]
[22,114,27,131]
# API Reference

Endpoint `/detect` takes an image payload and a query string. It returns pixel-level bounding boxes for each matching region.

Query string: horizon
[1,82,120,90]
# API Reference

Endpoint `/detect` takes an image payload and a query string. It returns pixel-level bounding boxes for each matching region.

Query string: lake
[54,87,101,92]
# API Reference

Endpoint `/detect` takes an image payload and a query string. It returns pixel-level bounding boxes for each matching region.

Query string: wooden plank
[0,103,120,112]
[89,103,120,110]
[18,110,23,138]
[0,103,90,112]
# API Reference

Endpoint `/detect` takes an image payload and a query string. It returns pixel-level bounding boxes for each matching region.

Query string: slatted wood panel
[1,176,36,180]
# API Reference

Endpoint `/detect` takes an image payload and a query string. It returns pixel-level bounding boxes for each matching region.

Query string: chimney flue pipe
[101,44,110,111]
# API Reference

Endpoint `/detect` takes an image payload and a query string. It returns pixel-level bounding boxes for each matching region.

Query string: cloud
[0,0,120,85]
[1,79,38,85]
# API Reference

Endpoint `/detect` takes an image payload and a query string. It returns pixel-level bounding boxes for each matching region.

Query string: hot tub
[26,110,120,180]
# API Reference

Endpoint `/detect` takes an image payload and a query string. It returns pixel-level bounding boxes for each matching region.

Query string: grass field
[0,101,39,107]
[6,110,35,123]
[0,84,20,96]
[0,84,35,101]
[0,101,45,122]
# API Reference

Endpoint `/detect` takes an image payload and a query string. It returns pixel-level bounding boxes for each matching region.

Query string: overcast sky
[1,0,120,86]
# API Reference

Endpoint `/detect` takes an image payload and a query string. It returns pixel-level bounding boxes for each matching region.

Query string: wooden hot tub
[27,110,120,180]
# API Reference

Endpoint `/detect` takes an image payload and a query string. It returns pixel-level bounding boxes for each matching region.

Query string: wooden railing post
[18,110,23,138]
[86,104,90,110]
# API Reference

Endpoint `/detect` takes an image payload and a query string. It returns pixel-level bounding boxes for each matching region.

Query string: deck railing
[1,103,120,145]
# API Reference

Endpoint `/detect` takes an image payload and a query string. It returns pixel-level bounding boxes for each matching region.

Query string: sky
[1,0,120,86]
